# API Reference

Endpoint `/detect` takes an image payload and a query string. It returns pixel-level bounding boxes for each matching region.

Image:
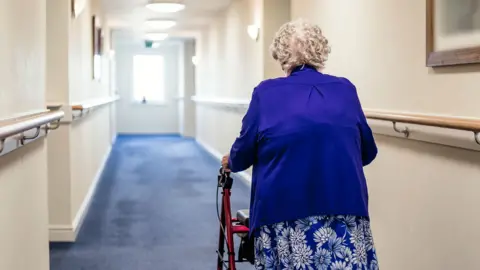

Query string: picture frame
[426,0,480,67]
[71,0,86,18]
[92,15,103,80]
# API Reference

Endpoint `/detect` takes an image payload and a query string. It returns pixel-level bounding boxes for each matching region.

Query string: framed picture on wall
[426,0,480,67]
[92,15,103,80]
[71,0,86,18]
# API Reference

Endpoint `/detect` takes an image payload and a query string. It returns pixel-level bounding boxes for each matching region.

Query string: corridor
[2,0,480,269]
[49,135,251,269]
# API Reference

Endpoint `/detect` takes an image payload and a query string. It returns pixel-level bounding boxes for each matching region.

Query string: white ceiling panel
[103,0,231,37]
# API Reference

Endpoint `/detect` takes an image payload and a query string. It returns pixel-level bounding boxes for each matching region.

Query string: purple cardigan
[228,65,377,234]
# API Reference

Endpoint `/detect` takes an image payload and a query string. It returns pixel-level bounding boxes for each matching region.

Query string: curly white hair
[269,19,331,73]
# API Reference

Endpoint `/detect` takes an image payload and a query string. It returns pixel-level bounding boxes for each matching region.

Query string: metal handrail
[0,110,65,153]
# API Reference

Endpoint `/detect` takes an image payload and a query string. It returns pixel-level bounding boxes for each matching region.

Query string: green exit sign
[145,40,153,48]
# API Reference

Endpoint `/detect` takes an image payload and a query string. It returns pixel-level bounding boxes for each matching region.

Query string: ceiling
[103,0,231,37]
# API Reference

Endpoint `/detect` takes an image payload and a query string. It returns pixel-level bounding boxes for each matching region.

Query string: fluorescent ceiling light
[145,33,169,41]
[144,20,176,29]
[146,2,185,13]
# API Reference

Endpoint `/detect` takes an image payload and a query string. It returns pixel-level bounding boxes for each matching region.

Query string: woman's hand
[222,154,231,172]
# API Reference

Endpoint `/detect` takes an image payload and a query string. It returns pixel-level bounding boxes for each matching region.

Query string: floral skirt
[254,215,379,270]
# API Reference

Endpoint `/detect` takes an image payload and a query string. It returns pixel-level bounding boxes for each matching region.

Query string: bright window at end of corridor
[133,55,165,104]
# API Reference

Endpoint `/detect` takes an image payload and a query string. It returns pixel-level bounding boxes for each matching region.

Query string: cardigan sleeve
[354,92,377,166]
[358,113,377,166]
[228,89,259,172]
[341,77,377,166]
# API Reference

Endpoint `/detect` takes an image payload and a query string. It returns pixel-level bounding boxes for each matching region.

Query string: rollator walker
[216,168,254,270]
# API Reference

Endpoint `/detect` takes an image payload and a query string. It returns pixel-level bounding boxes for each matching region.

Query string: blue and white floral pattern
[254,215,379,270]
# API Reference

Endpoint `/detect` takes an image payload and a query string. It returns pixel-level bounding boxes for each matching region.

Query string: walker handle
[219,167,231,177]
[218,167,233,189]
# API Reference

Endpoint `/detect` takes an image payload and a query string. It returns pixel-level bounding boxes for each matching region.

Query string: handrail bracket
[72,109,84,120]
[47,120,61,130]
[0,139,4,154]
[20,127,41,145]
[393,122,410,138]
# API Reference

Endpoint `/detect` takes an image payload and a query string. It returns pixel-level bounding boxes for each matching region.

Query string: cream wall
[0,0,50,269]
[262,0,290,79]
[196,0,264,100]
[195,0,289,158]
[178,39,196,137]
[69,106,112,224]
[47,0,115,241]
[46,0,69,104]
[289,1,480,269]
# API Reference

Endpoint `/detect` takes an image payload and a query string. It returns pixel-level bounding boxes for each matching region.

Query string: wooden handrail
[72,95,120,111]
[365,110,480,132]
[365,110,480,144]
[0,110,65,153]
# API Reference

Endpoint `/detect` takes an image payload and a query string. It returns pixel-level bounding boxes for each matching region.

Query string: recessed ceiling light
[146,1,185,13]
[144,20,176,29]
[145,33,169,41]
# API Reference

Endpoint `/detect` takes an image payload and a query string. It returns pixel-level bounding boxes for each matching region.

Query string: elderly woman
[222,19,379,269]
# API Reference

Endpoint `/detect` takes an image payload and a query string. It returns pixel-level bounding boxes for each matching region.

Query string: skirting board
[195,138,252,187]
[49,145,113,242]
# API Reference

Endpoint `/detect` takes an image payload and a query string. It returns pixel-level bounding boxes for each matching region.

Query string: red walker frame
[216,169,252,270]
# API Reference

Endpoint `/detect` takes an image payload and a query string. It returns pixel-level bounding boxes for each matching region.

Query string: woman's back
[229,65,377,232]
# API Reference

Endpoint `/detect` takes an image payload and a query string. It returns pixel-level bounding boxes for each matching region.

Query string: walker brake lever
[218,167,233,189]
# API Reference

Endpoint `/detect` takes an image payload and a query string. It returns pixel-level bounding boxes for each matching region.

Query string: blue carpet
[49,135,252,269]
